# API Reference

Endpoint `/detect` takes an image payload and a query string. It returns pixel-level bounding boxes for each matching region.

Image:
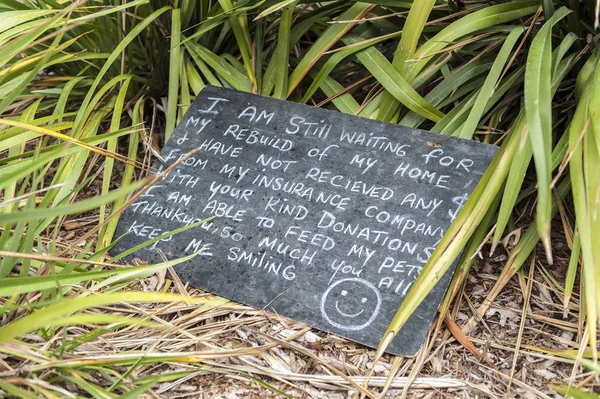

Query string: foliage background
[0,0,599,397]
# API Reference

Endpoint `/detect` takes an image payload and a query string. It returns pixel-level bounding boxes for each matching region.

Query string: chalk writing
[113,86,497,356]
[320,278,382,331]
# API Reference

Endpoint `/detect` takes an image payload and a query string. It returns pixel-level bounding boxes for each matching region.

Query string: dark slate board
[112,86,497,356]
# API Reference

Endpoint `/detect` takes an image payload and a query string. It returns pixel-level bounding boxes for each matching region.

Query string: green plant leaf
[254,0,297,20]
[273,2,295,99]
[552,385,600,399]
[0,179,144,224]
[524,17,554,262]
[287,2,374,96]
[458,27,523,139]
[0,251,200,296]
[343,34,444,122]
[0,10,57,34]
[0,292,221,343]
[408,1,539,81]
[166,7,182,141]
[377,0,436,122]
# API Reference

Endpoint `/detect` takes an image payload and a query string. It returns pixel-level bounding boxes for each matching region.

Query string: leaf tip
[541,234,553,265]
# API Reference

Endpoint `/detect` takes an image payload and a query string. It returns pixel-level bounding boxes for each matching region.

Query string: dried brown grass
[2,236,593,399]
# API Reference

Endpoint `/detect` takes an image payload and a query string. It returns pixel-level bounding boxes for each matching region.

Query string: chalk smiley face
[320,278,382,331]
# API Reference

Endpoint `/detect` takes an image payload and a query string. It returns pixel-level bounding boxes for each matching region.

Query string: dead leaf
[486,307,519,326]
[535,367,558,380]
[63,222,82,231]
[444,316,495,369]
[538,284,554,305]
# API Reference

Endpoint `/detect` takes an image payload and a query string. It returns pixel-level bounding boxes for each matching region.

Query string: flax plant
[1,0,599,396]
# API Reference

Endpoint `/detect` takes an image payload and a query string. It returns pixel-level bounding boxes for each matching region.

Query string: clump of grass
[1,0,600,397]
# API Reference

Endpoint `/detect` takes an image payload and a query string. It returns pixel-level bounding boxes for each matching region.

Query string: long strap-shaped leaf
[273,2,295,100]
[400,60,493,128]
[0,291,223,343]
[166,7,182,141]
[407,1,539,82]
[369,118,523,362]
[185,41,252,91]
[377,0,436,122]
[0,119,141,168]
[72,6,171,135]
[458,27,524,139]
[524,11,564,263]
[300,31,401,104]
[369,13,575,362]
[0,251,199,297]
[286,2,374,97]
[0,179,143,224]
[570,54,600,361]
[380,1,539,125]
[0,10,57,34]
[217,0,257,92]
[342,34,444,122]
[493,40,576,251]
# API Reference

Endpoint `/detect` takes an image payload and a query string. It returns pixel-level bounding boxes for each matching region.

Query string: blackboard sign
[113,86,497,356]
